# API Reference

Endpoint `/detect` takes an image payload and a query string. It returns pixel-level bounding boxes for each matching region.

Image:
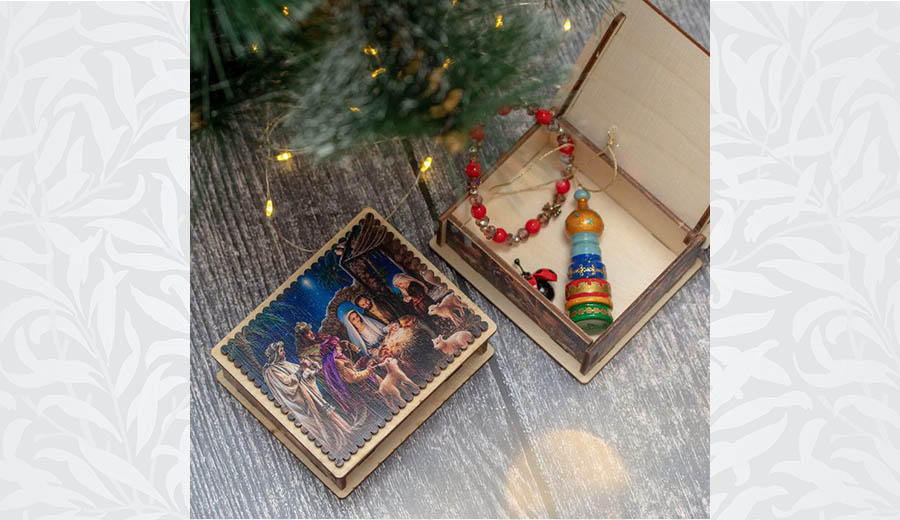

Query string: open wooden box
[431,0,709,383]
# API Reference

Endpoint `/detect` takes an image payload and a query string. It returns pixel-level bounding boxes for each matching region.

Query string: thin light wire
[268,220,318,252]
[258,114,426,252]
[490,125,619,196]
[384,165,427,220]
[260,116,319,253]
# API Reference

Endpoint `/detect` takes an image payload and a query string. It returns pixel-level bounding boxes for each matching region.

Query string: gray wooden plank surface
[190,1,709,517]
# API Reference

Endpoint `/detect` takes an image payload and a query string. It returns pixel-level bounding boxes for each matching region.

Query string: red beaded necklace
[463,106,576,246]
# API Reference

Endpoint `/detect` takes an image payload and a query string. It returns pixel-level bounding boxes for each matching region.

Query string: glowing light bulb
[276,151,292,161]
[363,44,378,57]
[282,5,289,16]
[348,106,361,112]
[251,43,259,53]
[265,199,273,217]
[495,14,504,29]
[563,18,572,32]
[443,57,452,69]
[420,156,433,173]
[371,67,386,78]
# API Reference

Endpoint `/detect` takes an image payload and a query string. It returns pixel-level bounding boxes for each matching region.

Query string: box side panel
[217,343,494,498]
[552,123,692,252]
[563,0,710,232]
[581,233,705,373]
[579,258,703,379]
[443,218,591,358]
[217,370,343,490]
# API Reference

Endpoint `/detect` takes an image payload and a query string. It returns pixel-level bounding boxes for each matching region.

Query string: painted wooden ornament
[564,188,612,334]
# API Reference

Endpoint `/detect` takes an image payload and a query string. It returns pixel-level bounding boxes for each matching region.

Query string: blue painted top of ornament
[574,188,590,200]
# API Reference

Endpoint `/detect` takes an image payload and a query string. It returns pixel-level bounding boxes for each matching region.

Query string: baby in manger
[335,300,443,386]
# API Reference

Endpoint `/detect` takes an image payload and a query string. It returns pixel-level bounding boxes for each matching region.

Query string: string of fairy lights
[260,6,576,251]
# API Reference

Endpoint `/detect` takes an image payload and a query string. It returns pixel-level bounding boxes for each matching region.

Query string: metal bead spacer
[477,217,490,228]
[512,235,521,243]
[470,194,483,205]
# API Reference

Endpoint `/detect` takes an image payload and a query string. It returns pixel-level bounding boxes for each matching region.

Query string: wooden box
[431,0,709,383]
[212,210,496,497]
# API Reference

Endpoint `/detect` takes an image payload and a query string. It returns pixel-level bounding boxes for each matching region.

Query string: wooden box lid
[553,0,710,232]
[211,209,497,496]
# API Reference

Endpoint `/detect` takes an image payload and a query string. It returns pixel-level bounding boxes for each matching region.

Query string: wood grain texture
[190,0,709,517]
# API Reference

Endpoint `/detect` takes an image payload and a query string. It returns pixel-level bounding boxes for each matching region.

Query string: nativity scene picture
[221,214,485,464]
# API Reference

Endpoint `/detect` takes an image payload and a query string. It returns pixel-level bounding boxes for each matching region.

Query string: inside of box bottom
[453,144,683,337]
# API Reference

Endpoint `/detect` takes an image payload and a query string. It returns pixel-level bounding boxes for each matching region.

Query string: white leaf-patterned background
[0,3,188,519]
[712,2,900,518]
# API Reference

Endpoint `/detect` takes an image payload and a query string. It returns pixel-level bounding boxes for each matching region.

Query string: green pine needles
[191,0,575,155]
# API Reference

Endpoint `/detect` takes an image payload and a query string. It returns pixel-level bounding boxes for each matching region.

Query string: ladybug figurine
[514,258,558,300]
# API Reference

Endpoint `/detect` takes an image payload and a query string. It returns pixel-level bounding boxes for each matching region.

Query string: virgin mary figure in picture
[263,341,352,453]
[337,301,386,356]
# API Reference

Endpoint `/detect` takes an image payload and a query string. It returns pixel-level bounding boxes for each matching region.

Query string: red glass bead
[556,178,570,194]
[525,219,541,235]
[535,109,553,125]
[466,162,482,178]
[471,204,487,219]
[470,124,485,141]
[493,227,508,243]
[560,143,574,155]
[498,106,512,116]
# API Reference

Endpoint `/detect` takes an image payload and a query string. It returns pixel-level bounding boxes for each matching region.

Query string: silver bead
[538,214,550,226]
[477,217,490,228]
[560,154,573,165]
[557,133,571,145]
[526,105,537,115]
[512,235,521,243]
[470,194,483,205]
[468,145,478,154]
[554,193,565,204]
[484,225,496,238]
[505,233,515,244]
[468,187,479,196]
[548,120,560,132]
[517,228,529,240]
[564,163,574,173]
